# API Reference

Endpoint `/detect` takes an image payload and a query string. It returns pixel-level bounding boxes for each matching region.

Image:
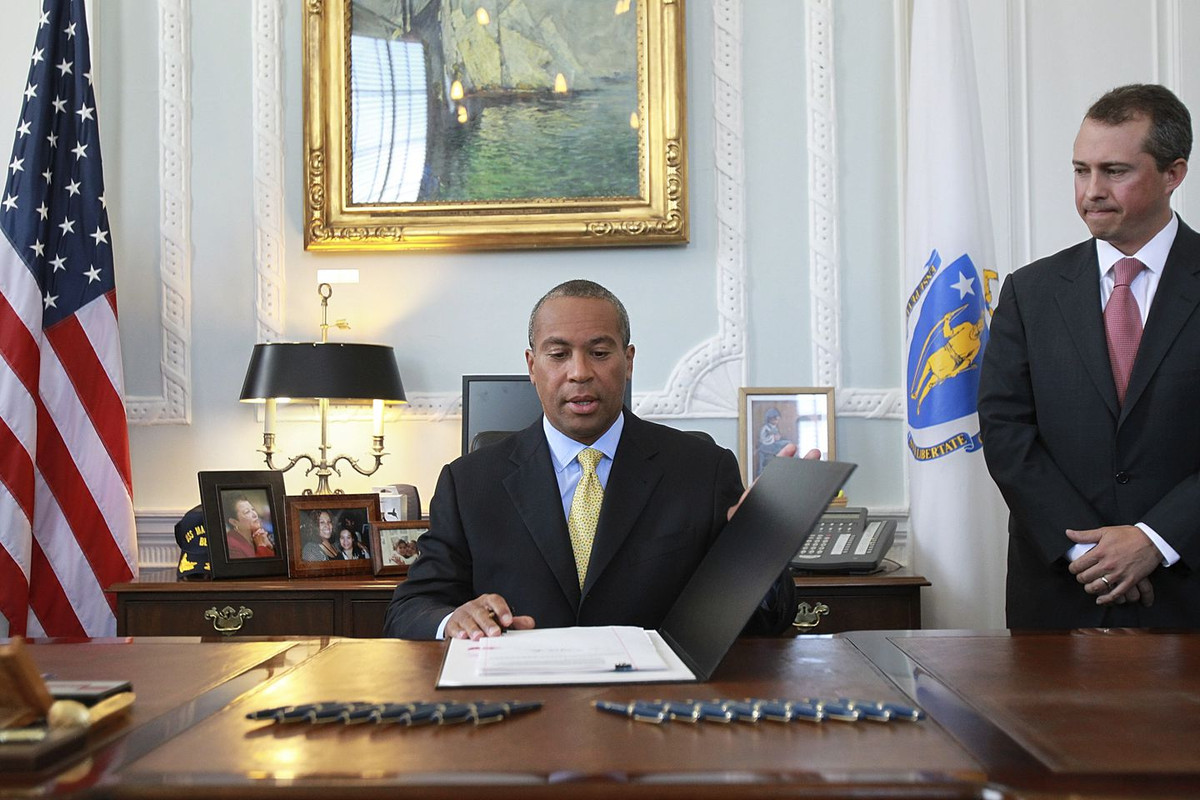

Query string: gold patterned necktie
[567,448,604,588]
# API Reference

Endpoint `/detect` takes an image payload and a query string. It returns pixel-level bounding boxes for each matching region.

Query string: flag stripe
[0,414,35,521]
[47,303,132,493]
[0,482,32,634]
[0,268,41,400]
[35,400,132,601]
[32,475,118,632]
[28,535,86,637]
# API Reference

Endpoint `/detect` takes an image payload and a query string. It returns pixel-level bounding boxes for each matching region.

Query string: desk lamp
[239,283,406,494]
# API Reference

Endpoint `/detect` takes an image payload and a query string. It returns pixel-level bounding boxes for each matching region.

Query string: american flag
[0,0,136,637]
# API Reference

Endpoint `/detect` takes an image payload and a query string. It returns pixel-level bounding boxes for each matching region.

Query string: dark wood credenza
[112,566,927,638]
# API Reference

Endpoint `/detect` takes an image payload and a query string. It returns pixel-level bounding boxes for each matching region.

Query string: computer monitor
[461,374,632,456]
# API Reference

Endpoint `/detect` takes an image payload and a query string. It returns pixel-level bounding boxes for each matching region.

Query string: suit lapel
[502,424,580,606]
[582,415,663,596]
[1054,244,1119,418]
[1123,223,1200,417]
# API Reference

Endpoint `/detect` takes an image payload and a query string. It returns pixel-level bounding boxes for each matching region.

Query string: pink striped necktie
[1104,257,1145,406]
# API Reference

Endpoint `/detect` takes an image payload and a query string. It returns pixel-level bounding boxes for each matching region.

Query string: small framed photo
[197,471,289,579]
[738,387,836,485]
[367,520,428,578]
[286,494,381,578]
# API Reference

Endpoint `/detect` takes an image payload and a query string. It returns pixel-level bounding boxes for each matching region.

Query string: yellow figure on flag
[910,304,985,414]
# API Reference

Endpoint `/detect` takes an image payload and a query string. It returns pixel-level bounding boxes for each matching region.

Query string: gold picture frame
[303,0,688,251]
[737,387,836,486]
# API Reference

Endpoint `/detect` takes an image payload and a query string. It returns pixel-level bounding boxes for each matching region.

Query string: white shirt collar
[543,411,624,473]
[1095,212,1178,277]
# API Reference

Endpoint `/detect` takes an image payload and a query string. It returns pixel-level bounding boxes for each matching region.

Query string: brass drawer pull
[792,601,830,630]
[204,605,254,634]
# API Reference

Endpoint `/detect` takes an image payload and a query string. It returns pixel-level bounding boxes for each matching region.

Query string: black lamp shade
[239,343,406,402]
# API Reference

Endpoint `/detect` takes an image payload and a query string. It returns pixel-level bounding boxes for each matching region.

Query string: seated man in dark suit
[384,279,809,640]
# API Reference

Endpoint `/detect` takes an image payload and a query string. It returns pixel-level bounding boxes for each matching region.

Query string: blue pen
[434,703,475,724]
[720,700,761,723]
[807,699,860,722]
[879,701,926,722]
[593,699,667,724]
[687,699,736,723]
[659,700,701,723]
[494,700,543,717]
[752,698,823,723]
[836,698,892,722]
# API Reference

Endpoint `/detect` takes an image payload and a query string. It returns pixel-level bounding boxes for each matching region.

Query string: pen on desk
[878,701,925,722]
[837,698,892,723]
[806,699,860,722]
[659,700,701,723]
[719,700,762,723]
[687,700,736,723]
[593,699,667,724]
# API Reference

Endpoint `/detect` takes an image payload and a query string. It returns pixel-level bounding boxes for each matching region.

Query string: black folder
[657,457,856,680]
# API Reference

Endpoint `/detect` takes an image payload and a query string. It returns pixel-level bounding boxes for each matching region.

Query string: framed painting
[286,494,382,578]
[303,0,688,251]
[737,388,836,486]
[367,520,429,578]
[197,471,290,579]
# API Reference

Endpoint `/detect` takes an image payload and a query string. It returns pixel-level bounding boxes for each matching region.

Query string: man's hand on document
[726,443,822,521]
[447,594,536,640]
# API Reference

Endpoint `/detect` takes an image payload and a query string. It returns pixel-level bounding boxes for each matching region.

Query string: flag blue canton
[906,250,990,429]
[2,0,113,329]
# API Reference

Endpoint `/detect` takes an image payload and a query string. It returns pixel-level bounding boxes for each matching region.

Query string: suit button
[1115,472,1130,484]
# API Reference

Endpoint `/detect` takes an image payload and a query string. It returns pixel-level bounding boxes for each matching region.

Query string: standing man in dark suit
[384,280,803,640]
[978,84,1200,628]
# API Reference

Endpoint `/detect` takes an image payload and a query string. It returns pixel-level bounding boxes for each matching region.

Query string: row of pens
[246,697,925,726]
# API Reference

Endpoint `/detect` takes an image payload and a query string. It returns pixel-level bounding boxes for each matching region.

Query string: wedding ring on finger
[1100,575,1112,588]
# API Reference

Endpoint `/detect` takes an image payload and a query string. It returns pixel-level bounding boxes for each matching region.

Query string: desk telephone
[790,507,895,573]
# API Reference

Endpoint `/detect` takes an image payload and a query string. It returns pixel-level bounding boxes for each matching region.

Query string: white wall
[2,0,1197,628]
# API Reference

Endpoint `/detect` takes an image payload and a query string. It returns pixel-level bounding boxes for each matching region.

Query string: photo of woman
[300,510,340,562]
[220,490,276,560]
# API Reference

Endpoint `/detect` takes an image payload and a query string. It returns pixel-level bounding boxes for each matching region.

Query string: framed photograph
[367,520,429,578]
[286,494,382,578]
[302,0,688,251]
[197,471,289,579]
[738,388,836,485]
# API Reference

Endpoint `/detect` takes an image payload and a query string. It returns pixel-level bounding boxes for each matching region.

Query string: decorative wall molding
[1155,0,1187,212]
[126,0,192,425]
[805,0,841,392]
[253,0,286,343]
[634,0,748,419]
[1007,0,1033,269]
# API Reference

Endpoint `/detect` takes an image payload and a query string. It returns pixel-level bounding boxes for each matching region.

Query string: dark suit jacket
[383,412,795,638]
[978,218,1200,628]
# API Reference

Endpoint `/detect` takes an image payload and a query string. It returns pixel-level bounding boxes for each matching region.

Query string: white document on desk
[436,626,697,687]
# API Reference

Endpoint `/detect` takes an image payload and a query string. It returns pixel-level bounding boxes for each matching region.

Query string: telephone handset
[789,507,895,573]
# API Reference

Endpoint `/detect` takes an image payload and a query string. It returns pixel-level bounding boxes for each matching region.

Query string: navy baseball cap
[174,504,211,580]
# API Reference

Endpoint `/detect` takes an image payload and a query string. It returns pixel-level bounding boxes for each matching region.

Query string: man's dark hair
[527,279,631,348]
[1086,83,1192,171]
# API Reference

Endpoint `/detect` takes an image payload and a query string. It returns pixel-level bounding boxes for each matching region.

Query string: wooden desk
[844,629,1200,797]
[5,631,1200,797]
[112,566,928,638]
[7,637,982,798]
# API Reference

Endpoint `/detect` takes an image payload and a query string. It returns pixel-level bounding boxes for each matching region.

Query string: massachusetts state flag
[0,0,137,637]
[903,0,1007,629]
